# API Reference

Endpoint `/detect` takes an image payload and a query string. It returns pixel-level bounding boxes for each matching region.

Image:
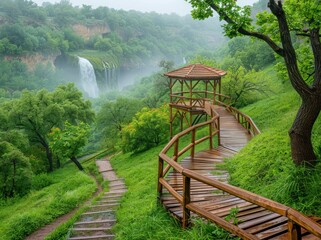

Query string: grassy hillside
[227,81,321,216]
[0,161,98,240]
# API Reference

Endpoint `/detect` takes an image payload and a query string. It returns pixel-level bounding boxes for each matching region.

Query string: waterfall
[78,57,99,98]
[102,61,118,91]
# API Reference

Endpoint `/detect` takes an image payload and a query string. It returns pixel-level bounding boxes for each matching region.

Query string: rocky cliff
[72,23,111,40]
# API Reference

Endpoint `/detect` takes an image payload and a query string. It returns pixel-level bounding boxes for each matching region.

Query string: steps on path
[68,159,127,240]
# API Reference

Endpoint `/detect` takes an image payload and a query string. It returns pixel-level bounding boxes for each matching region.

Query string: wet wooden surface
[161,106,321,239]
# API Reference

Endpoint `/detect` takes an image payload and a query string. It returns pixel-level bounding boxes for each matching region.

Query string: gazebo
[164,63,227,138]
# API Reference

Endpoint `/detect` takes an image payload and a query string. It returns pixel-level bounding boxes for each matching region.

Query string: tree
[187,0,321,166]
[96,97,142,143]
[121,106,169,153]
[49,122,89,171]
[223,67,269,108]
[0,141,32,198]
[8,83,94,172]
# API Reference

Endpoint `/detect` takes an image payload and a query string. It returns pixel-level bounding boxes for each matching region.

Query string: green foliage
[0,142,32,198]
[44,207,87,240]
[31,173,54,191]
[225,207,239,225]
[6,83,94,172]
[0,164,96,240]
[187,0,253,38]
[275,164,321,215]
[95,97,143,149]
[222,66,271,108]
[121,106,169,153]
[49,121,90,170]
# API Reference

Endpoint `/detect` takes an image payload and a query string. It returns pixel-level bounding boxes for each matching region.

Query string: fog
[33,0,258,16]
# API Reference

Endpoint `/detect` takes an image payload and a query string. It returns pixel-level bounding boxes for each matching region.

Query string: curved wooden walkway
[159,106,321,239]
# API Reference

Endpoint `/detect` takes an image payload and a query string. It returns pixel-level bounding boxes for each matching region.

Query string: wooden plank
[238,213,281,230]
[255,223,288,239]
[216,204,262,218]
[187,203,259,240]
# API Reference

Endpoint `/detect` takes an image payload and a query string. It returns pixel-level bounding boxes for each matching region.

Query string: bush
[5,212,51,240]
[121,106,169,153]
[31,173,54,191]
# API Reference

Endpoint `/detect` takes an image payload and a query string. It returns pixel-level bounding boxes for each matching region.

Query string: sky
[32,0,258,16]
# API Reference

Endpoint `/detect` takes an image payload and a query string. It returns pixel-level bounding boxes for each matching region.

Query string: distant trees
[96,97,142,148]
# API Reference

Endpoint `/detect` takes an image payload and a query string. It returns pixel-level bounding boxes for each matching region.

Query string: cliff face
[5,53,59,71]
[72,24,111,40]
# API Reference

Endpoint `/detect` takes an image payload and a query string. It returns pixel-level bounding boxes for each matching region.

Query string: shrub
[31,173,54,191]
[121,106,169,153]
[5,212,51,240]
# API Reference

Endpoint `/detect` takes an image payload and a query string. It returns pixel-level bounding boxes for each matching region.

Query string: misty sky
[32,0,258,16]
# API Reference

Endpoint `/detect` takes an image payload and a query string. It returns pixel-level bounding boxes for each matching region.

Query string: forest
[1,0,321,239]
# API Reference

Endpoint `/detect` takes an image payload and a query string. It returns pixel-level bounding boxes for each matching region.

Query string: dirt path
[25,158,114,240]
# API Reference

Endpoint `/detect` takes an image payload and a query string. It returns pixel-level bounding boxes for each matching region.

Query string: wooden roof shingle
[164,63,226,80]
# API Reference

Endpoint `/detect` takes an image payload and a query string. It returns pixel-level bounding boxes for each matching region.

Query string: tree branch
[268,0,312,97]
[310,28,321,91]
[204,0,285,57]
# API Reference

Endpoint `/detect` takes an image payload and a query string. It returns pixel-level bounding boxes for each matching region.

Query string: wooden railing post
[174,140,179,162]
[209,122,213,150]
[182,175,191,228]
[217,117,221,146]
[157,156,164,203]
[191,129,196,158]
[288,220,302,240]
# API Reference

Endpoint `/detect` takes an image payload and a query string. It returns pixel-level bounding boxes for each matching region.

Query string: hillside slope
[227,80,321,216]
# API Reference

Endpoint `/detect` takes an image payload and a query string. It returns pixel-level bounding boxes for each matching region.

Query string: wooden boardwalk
[160,106,321,239]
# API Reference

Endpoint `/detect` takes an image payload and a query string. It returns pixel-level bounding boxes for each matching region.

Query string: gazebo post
[170,77,173,139]
[219,77,222,103]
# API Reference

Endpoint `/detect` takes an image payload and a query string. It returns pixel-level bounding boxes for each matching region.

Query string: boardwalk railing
[216,99,260,136]
[158,102,321,239]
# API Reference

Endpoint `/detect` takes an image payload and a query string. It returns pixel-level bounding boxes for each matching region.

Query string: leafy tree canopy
[49,121,90,171]
[6,83,94,171]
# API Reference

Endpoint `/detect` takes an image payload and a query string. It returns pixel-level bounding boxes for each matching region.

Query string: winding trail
[67,158,127,240]
[25,157,126,240]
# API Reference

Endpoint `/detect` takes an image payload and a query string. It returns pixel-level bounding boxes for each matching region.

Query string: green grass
[72,50,119,71]
[0,162,97,240]
[225,82,321,216]
[44,207,88,240]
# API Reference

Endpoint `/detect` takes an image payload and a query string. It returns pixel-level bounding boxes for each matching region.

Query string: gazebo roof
[164,63,226,80]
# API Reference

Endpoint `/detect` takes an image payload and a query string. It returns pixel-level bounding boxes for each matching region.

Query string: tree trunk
[289,97,321,166]
[9,159,16,198]
[44,145,53,172]
[56,157,61,169]
[71,156,84,171]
